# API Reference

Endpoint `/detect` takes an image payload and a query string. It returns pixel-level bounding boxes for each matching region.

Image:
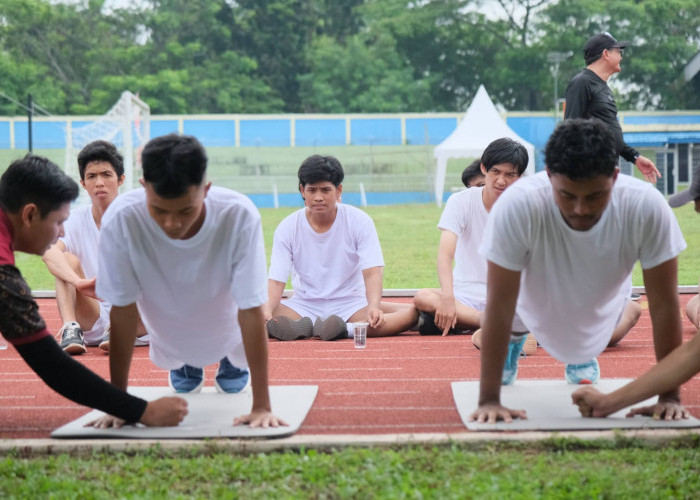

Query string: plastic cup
[354,322,368,349]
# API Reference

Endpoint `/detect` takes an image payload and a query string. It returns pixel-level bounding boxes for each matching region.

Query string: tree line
[1,0,698,116]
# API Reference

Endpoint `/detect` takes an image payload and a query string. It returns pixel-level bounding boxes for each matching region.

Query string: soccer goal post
[64,91,150,193]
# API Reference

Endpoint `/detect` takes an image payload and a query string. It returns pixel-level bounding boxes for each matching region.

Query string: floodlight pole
[546,51,573,121]
[27,94,33,152]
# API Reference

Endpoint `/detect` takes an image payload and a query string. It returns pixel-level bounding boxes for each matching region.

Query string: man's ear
[21,203,39,226]
[480,164,487,176]
[118,174,125,187]
[337,184,343,200]
[299,184,305,200]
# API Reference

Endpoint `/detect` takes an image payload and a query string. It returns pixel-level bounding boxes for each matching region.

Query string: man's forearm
[42,249,81,286]
[239,307,272,412]
[436,260,455,299]
[109,305,138,390]
[363,267,383,309]
[16,336,146,422]
[266,280,286,315]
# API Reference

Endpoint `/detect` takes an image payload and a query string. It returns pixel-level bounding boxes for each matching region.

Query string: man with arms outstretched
[0,154,186,428]
[95,134,284,428]
[470,119,686,423]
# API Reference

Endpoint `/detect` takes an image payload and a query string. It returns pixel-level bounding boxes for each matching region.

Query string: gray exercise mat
[452,379,700,431]
[51,385,317,439]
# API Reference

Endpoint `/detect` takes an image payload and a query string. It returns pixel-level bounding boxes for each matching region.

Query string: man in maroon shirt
[0,154,187,428]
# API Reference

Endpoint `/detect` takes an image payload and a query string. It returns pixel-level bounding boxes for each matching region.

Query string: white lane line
[325,391,421,396]
[271,378,477,383]
[317,367,404,372]
[0,395,35,400]
[303,423,464,430]
[0,405,82,410]
[271,356,472,360]
[313,406,455,411]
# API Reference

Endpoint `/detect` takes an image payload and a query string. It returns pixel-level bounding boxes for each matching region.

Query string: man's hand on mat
[84,396,189,428]
[234,408,289,428]
[85,415,126,429]
[625,399,689,421]
[571,387,610,417]
[435,297,457,336]
[468,403,527,423]
[140,397,189,426]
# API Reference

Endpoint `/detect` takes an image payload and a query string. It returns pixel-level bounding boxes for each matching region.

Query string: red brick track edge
[0,296,698,439]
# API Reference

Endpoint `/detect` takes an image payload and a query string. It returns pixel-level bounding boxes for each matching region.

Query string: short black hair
[77,140,124,180]
[0,154,79,217]
[298,155,344,188]
[545,119,618,180]
[461,159,484,188]
[481,138,529,175]
[141,134,207,198]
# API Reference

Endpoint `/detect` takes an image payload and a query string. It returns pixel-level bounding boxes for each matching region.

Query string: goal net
[64,91,150,197]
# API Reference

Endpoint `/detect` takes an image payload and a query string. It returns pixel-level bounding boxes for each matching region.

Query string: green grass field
[1,437,699,497]
[14,202,700,291]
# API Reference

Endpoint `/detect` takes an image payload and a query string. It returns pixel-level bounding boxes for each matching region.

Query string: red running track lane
[0,296,698,438]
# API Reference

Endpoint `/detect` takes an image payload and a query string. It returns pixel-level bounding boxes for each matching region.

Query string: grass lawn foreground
[0,437,699,498]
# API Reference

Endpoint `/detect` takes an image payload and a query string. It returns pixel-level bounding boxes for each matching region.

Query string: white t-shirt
[97,186,268,369]
[61,205,100,279]
[480,171,686,364]
[268,203,385,301]
[60,205,112,327]
[438,187,489,302]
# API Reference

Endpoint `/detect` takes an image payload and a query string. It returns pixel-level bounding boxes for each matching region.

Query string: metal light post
[547,51,573,121]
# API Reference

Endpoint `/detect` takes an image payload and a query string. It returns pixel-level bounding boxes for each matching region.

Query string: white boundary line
[29,286,700,298]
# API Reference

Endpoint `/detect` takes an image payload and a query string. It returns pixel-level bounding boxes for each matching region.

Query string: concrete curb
[2,428,699,457]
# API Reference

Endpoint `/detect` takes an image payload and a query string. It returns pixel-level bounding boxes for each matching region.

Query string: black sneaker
[266,317,313,341]
[417,311,455,336]
[58,322,86,355]
[630,292,642,301]
[313,315,347,341]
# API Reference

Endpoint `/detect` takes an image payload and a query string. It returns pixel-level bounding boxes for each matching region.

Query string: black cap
[668,163,700,208]
[583,32,630,64]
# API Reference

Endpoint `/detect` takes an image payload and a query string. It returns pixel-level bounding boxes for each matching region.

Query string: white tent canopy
[433,85,536,207]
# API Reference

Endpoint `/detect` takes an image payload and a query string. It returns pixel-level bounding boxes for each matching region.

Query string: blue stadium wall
[2,111,699,205]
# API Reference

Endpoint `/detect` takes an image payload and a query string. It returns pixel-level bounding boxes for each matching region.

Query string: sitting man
[668,162,700,330]
[0,154,187,428]
[470,118,686,424]
[42,141,148,354]
[413,138,529,339]
[95,133,284,428]
[265,155,418,341]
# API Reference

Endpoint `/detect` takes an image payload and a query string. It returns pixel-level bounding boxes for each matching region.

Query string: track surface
[0,296,698,438]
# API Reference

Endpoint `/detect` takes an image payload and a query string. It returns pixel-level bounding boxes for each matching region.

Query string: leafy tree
[231,0,364,112]
[539,0,700,110]
[298,33,433,112]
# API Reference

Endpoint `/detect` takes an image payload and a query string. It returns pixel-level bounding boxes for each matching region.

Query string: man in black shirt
[565,32,660,183]
[0,154,188,428]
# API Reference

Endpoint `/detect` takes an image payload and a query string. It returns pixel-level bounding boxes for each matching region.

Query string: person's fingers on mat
[625,404,654,418]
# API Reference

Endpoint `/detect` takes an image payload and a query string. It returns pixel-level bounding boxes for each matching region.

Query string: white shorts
[281,295,367,322]
[454,291,528,333]
[83,306,110,346]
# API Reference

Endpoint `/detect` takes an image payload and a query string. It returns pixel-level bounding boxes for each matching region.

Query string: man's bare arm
[643,257,684,403]
[265,279,287,321]
[109,304,139,390]
[235,306,286,427]
[469,261,526,423]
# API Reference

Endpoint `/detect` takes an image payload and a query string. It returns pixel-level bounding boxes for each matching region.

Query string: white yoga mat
[452,379,700,431]
[52,385,317,439]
